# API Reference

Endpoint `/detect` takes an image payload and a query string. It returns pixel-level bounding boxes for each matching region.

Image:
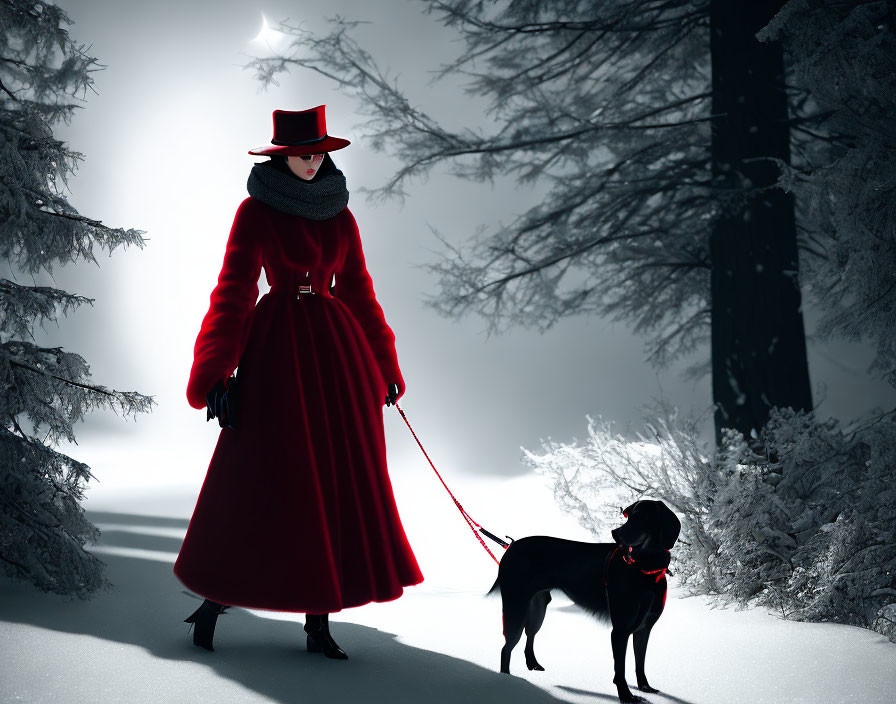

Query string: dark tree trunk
[709,0,813,446]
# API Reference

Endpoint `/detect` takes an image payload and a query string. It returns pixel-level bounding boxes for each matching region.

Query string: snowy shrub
[737,408,896,633]
[522,400,721,592]
[524,403,896,642]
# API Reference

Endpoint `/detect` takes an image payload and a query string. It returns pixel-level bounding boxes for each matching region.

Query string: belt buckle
[297,284,313,296]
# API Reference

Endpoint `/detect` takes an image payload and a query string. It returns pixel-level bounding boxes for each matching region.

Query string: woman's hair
[266,152,337,182]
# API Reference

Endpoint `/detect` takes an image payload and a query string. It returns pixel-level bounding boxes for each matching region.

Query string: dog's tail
[486,574,500,597]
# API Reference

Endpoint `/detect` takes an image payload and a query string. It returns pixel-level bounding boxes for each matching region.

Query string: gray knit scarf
[246,161,349,220]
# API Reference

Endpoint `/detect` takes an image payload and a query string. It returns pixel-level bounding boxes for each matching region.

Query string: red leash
[393,402,507,565]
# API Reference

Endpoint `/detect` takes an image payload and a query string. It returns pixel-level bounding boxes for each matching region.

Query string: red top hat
[248,105,351,156]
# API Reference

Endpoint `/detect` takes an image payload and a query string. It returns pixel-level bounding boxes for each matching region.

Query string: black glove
[206,376,235,428]
[384,382,400,407]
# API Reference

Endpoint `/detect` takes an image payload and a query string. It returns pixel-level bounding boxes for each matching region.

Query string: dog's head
[611,499,681,551]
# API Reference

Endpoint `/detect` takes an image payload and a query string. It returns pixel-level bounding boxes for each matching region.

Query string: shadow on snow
[0,510,572,704]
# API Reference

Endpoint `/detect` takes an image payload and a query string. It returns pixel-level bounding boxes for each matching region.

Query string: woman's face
[287,153,325,180]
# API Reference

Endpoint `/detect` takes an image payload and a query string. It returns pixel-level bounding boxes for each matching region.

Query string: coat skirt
[174,196,423,612]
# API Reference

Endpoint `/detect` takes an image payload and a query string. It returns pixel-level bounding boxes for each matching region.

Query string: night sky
[16,0,895,492]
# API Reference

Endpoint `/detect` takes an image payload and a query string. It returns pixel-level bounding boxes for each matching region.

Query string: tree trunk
[709,0,813,446]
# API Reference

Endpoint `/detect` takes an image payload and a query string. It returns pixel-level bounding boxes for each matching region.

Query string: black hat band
[270,134,329,146]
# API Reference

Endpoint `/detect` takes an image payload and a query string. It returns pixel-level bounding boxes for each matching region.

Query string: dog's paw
[526,661,545,671]
[637,684,660,694]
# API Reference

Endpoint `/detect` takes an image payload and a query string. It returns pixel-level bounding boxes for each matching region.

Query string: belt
[268,282,335,299]
[283,285,332,298]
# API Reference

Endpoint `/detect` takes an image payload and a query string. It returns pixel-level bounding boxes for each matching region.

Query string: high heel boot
[183,598,229,651]
[304,613,348,659]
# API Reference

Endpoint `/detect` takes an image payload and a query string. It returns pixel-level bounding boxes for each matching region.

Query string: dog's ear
[655,503,682,549]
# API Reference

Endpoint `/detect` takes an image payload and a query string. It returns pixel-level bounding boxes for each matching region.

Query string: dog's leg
[523,590,551,671]
[500,598,527,674]
[611,628,643,703]
[633,624,659,693]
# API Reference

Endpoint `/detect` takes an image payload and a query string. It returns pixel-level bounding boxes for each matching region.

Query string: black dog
[489,499,681,703]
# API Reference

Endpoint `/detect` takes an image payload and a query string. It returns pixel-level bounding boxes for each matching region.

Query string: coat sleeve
[186,198,264,410]
[333,208,406,400]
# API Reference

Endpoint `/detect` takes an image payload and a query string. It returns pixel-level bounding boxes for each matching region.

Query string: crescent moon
[251,13,285,48]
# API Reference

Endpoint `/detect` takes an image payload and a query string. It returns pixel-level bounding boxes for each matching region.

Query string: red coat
[174,196,423,612]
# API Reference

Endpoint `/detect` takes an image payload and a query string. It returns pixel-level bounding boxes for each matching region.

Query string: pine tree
[243,0,828,445]
[1,0,152,598]
[756,0,896,389]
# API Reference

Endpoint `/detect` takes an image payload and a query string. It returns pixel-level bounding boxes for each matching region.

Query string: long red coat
[174,196,423,613]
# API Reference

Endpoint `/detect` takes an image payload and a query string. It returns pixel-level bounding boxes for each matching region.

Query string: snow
[1,473,895,704]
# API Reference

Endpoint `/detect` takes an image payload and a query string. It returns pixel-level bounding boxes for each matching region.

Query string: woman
[174,105,423,659]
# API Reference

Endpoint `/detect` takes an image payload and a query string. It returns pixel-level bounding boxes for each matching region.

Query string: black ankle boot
[183,599,229,651]
[304,613,348,659]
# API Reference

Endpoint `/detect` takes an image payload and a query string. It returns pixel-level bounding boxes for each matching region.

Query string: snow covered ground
[1,473,895,704]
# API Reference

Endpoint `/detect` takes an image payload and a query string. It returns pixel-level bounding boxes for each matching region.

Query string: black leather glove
[385,383,400,407]
[206,377,235,428]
